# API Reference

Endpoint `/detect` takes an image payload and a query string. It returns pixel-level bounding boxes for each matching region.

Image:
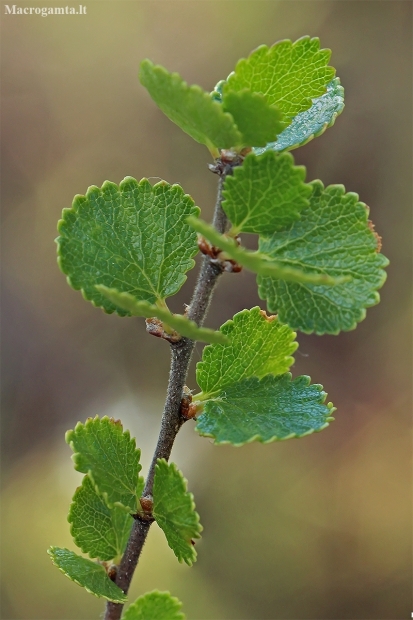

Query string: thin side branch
[104,164,236,620]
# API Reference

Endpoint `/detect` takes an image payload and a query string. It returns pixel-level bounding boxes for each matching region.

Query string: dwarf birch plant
[48,37,388,620]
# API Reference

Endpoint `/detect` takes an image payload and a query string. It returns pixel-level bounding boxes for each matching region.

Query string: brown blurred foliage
[1,1,411,619]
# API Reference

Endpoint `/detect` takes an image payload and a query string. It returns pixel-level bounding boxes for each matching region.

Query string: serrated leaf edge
[194,306,298,400]
[153,459,202,566]
[225,36,335,119]
[65,415,142,513]
[253,77,345,154]
[67,475,134,561]
[194,373,336,447]
[257,180,389,335]
[222,150,311,235]
[140,59,242,154]
[47,546,127,603]
[123,590,185,620]
[56,177,200,316]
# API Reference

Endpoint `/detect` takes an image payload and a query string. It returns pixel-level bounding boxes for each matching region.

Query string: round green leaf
[57,177,199,315]
[257,181,389,334]
[224,37,335,120]
[196,307,297,400]
[123,591,185,620]
[222,151,312,235]
[195,374,335,446]
[47,547,127,603]
[153,460,202,566]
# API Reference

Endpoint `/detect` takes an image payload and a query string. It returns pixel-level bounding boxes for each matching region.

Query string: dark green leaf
[57,177,199,315]
[258,181,389,334]
[195,374,335,446]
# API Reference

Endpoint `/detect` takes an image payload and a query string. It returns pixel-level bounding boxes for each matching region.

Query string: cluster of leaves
[48,310,335,612]
[48,416,201,614]
[50,37,388,617]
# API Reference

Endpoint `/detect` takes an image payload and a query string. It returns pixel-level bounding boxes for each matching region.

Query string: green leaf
[224,37,335,121]
[195,374,335,446]
[47,547,127,603]
[187,217,347,286]
[68,475,134,561]
[221,90,285,147]
[66,416,143,513]
[254,78,345,155]
[139,60,241,153]
[123,591,185,620]
[195,307,297,400]
[257,181,389,334]
[57,177,199,315]
[222,151,312,235]
[96,286,228,344]
[153,460,202,566]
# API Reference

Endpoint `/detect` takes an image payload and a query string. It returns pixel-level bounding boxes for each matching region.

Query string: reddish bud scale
[145,318,180,343]
[180,386,196,419]
[139,496,154,513]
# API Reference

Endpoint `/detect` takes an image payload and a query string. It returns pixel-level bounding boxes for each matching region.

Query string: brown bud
[139,496,153,514]
[185,402,198,420]
[180,387,193,419]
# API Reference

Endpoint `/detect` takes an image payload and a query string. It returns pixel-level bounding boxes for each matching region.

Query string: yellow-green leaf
[195,307,297,400]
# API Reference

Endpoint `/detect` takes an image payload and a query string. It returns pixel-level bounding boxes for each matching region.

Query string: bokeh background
[1,1,411,619]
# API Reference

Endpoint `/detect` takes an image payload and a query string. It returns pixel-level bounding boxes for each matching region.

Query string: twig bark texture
[105,161,237,620]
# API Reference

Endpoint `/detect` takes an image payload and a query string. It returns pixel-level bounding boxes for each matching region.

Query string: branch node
[132,505,155,523]
[180,386,198,420]
[139,495,154,516]
[208,150,245,177]
[145,318,181,343]
[198,234,243,273]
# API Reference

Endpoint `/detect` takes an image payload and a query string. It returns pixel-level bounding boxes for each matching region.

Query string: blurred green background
[1,1,411,619]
